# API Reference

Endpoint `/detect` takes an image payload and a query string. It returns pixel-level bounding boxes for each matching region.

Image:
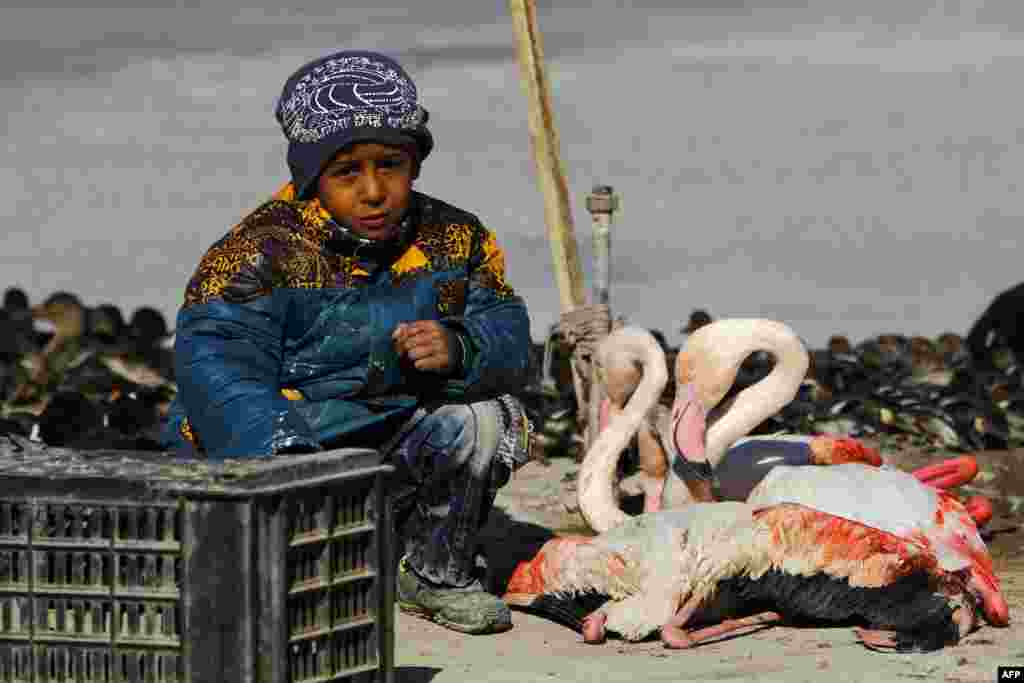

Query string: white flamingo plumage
[504,499,987,650]
[588,322,1006,624]
[588,321,893,519]
[584,321,987,523]
[514,321,1008,649]
[747,463,1008,627]
[668,318,810,470]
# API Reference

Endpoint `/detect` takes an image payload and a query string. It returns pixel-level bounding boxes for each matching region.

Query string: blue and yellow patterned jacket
[162,186,531,458]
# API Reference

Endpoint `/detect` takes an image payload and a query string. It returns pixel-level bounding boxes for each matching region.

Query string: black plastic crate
[0,436,395,683]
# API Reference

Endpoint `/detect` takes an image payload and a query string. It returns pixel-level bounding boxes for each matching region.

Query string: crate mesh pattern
[0,437,394,683]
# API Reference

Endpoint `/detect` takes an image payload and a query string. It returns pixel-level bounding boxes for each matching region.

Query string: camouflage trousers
[383,395,531,588]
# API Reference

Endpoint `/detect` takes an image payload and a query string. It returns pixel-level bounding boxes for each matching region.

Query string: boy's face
[316,142,415,241]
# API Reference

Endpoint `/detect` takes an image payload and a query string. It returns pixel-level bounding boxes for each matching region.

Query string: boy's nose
[360,172,385,202]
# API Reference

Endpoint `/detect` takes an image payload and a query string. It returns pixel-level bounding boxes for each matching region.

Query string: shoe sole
[398,600,513,635]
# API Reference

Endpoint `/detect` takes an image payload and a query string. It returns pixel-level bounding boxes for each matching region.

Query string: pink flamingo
[512,323,1009,650]
[587,321,986,523]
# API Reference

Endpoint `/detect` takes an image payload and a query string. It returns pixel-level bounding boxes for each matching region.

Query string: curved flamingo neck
[691,320,810,467]
[577,328,668,534]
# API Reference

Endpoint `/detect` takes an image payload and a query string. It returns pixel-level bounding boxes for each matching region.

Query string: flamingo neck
[578,330,668,534]
[702,326,808,467]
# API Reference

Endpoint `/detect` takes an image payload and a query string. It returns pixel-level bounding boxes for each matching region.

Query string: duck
[35,390,164,451]
[122,306,175,381]
[10,291,89,403]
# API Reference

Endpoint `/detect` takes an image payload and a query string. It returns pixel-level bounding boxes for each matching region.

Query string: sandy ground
[393,450,1024,683]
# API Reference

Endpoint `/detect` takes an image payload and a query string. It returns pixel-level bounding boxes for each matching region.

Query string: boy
[163,50,532,635]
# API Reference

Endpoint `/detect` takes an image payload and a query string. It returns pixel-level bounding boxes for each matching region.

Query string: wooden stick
[508,0,586,314]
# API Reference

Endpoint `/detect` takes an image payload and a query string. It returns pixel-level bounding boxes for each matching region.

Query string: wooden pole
[508,0,586,313]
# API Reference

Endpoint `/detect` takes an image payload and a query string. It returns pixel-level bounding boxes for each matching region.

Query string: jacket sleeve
[174,242,322,459]
[437,227,531,401]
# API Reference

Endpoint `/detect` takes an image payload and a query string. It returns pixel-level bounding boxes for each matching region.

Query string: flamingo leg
[663,611,782,649]
[581,612,607,644]
[854,627,901,650]
[911,455,978,490]
[637,422,668,513]
[642,476,667,513]
[659,593,704,648]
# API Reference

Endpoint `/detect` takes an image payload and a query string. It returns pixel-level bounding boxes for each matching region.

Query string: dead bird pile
[3,285,1023,460]
[0,288,175,450]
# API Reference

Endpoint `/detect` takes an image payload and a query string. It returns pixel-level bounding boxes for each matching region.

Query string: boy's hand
[393,321,454,373]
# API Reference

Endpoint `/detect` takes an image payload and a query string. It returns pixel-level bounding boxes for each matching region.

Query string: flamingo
[668,319,990,524]
[588,324,1004,619]
[746,462,1008,628]
[584,322,981,527]
[671,321,1005,625]
[593,331,676,514]
[511,323,1008,649]
[591,320,883,516]
[504,499,990,650]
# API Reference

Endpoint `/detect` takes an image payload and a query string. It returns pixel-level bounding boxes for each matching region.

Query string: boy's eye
[332,164,359,177]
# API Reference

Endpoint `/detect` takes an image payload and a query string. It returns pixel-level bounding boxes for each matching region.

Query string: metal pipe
[586,185,618,309]
[584,185,619,451]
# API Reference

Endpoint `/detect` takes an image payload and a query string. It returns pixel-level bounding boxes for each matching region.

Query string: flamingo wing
[748,464,1008,626]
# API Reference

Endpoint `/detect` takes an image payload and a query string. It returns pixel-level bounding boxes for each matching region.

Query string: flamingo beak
[671,383,707,464]
[969,568,1010,626]
[951,588,980,640]
[598,397,611,435]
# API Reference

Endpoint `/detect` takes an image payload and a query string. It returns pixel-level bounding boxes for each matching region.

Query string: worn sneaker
[396,556,512,634]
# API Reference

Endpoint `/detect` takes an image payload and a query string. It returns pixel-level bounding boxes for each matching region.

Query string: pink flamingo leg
[637,422,669,513]
[663,611,782,649]
[911,455,978,490]
[660,593,704,649]
[642,476,667,514]
[581,612,607,644]
[854,627,901,650]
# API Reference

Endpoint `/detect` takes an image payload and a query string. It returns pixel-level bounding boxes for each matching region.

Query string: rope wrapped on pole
[557,303,613,358]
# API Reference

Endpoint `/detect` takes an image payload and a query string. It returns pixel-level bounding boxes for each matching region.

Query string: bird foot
[582,612,607,644]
